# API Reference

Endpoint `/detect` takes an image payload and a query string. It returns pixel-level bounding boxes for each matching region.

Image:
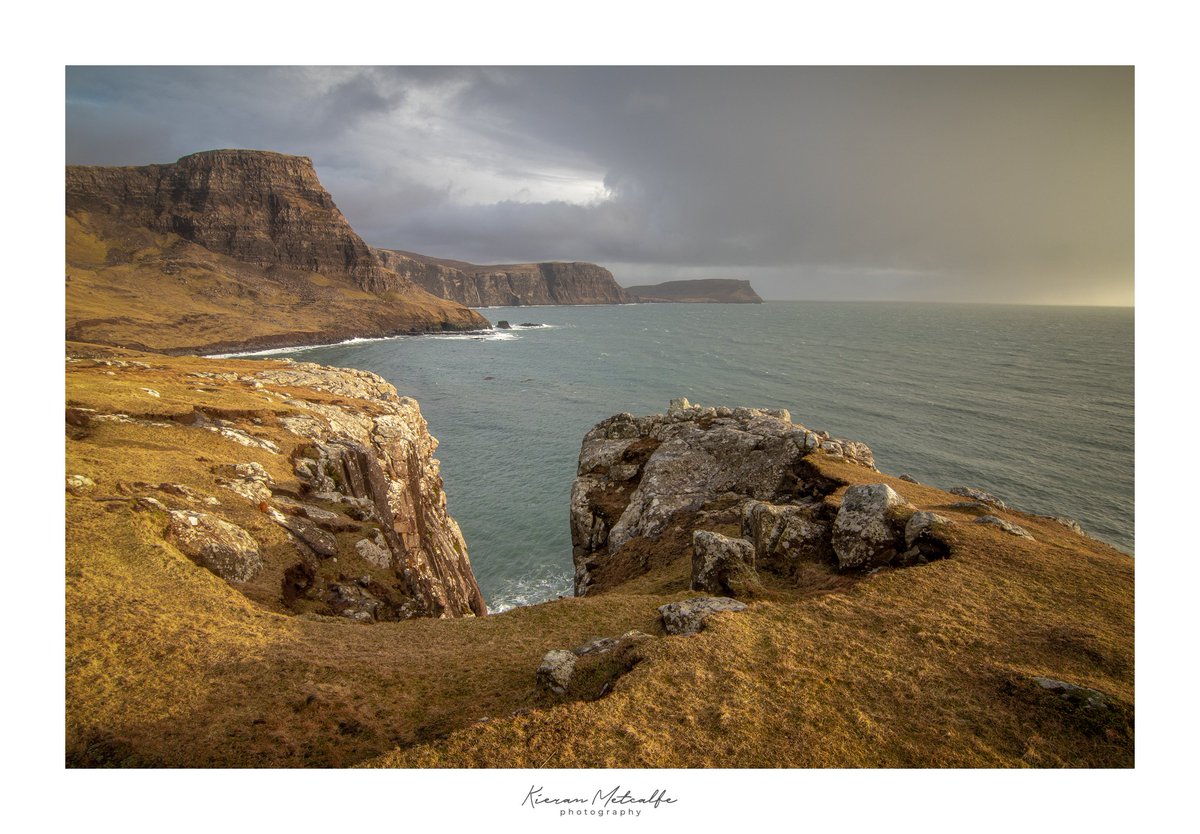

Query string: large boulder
[741,500,832,574]
[658,596,748,635]
[901,510,953,563]
[691,530,759,596]
[536,650,577,694]
[831,483,912,569]
[166,510,263,583]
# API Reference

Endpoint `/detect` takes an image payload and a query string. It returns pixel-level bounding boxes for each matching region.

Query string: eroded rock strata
[375,249,632,307]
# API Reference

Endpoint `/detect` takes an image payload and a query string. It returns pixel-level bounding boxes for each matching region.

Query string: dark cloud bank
[66,66,1132,305]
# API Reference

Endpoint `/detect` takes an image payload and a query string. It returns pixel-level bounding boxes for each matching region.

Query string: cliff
[625,278,763,303]
[66,150,489,354]
[376,248,632,306]
[66,361,1132,768]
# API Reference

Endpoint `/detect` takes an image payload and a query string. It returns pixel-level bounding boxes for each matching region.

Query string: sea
[243,302,1134,613]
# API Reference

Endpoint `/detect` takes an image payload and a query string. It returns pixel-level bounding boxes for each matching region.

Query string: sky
[65,66,1133,305]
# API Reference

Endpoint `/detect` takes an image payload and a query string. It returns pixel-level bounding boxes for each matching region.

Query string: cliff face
[66,345,486,620]
[625,278,763,303]
[67,149,407,293]
[376,248,632,306]
[66,151,489,353]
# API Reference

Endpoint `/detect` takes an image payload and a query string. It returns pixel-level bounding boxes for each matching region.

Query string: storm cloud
[66,66,1132,304]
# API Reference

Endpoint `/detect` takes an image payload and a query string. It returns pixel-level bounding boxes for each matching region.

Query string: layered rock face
[66,150,489,353]
[67,150,408,293]
[66,348,486,618]
[570,398,879,595]
[625,278,763,304]
[376,249,632,306]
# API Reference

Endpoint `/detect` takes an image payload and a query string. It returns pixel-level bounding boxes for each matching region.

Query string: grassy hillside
[66,345,1132,767]
[65,212,487,355]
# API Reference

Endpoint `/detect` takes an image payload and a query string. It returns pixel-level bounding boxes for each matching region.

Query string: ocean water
[252,302,1134,612]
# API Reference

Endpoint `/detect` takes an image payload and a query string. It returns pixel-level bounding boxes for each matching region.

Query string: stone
[904,511,951,549]
[974,515,1034,539]
[691,530,759,596]
[355,533,392,569]
[266,508,339,558]
[899,474,919,484]
[901,510,953,563]
[326,582,382,621]
[949,486,1009,510]
[495,320,512,329]
[573,631,653,656]
[166,510,263,583]
[658,597,748,635]
[1032,677,1115,709]
[1053,517,1085,535]
[741,500,832,574]
[831,483,912,569]
[66,474,95,492]
[536,650,577,694]
[668,397,692,414]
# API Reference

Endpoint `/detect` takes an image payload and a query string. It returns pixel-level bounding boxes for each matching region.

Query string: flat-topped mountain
[626,278,763,303]
[376,248,632,307]
[66,150,488,354]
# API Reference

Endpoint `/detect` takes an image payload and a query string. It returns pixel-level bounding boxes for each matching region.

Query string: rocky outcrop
[536,631,653,697]
[830,483,913,569]
[165,510,263,582]
[66,347,486,619]
[251,361,487,618]
[691,530,759,596]
[975,515,1034,539]
[625,278,763,304]
[659,597,748,635]
[376,249,632,307]
[570,401,876,595]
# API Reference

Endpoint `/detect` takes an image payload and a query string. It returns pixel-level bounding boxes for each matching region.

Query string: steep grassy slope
[65,151,490,354]
[65,347,1132,767]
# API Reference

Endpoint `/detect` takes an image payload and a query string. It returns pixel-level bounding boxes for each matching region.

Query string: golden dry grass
[65,212,487,354]
[65,347,1133,767]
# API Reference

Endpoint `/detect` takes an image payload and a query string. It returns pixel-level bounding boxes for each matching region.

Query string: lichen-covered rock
[572,403,875,594]
[741,500,832,574]
[691,530,758,596]
[166,510,263,583]
[266,508,338,558]
[975,515,1034,539]
[536,650,577,694]
[904,511,951,548]
[899,510,953,564]
[659,597,748,635]
[949,486,1009,510]
[831,483,912,569]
